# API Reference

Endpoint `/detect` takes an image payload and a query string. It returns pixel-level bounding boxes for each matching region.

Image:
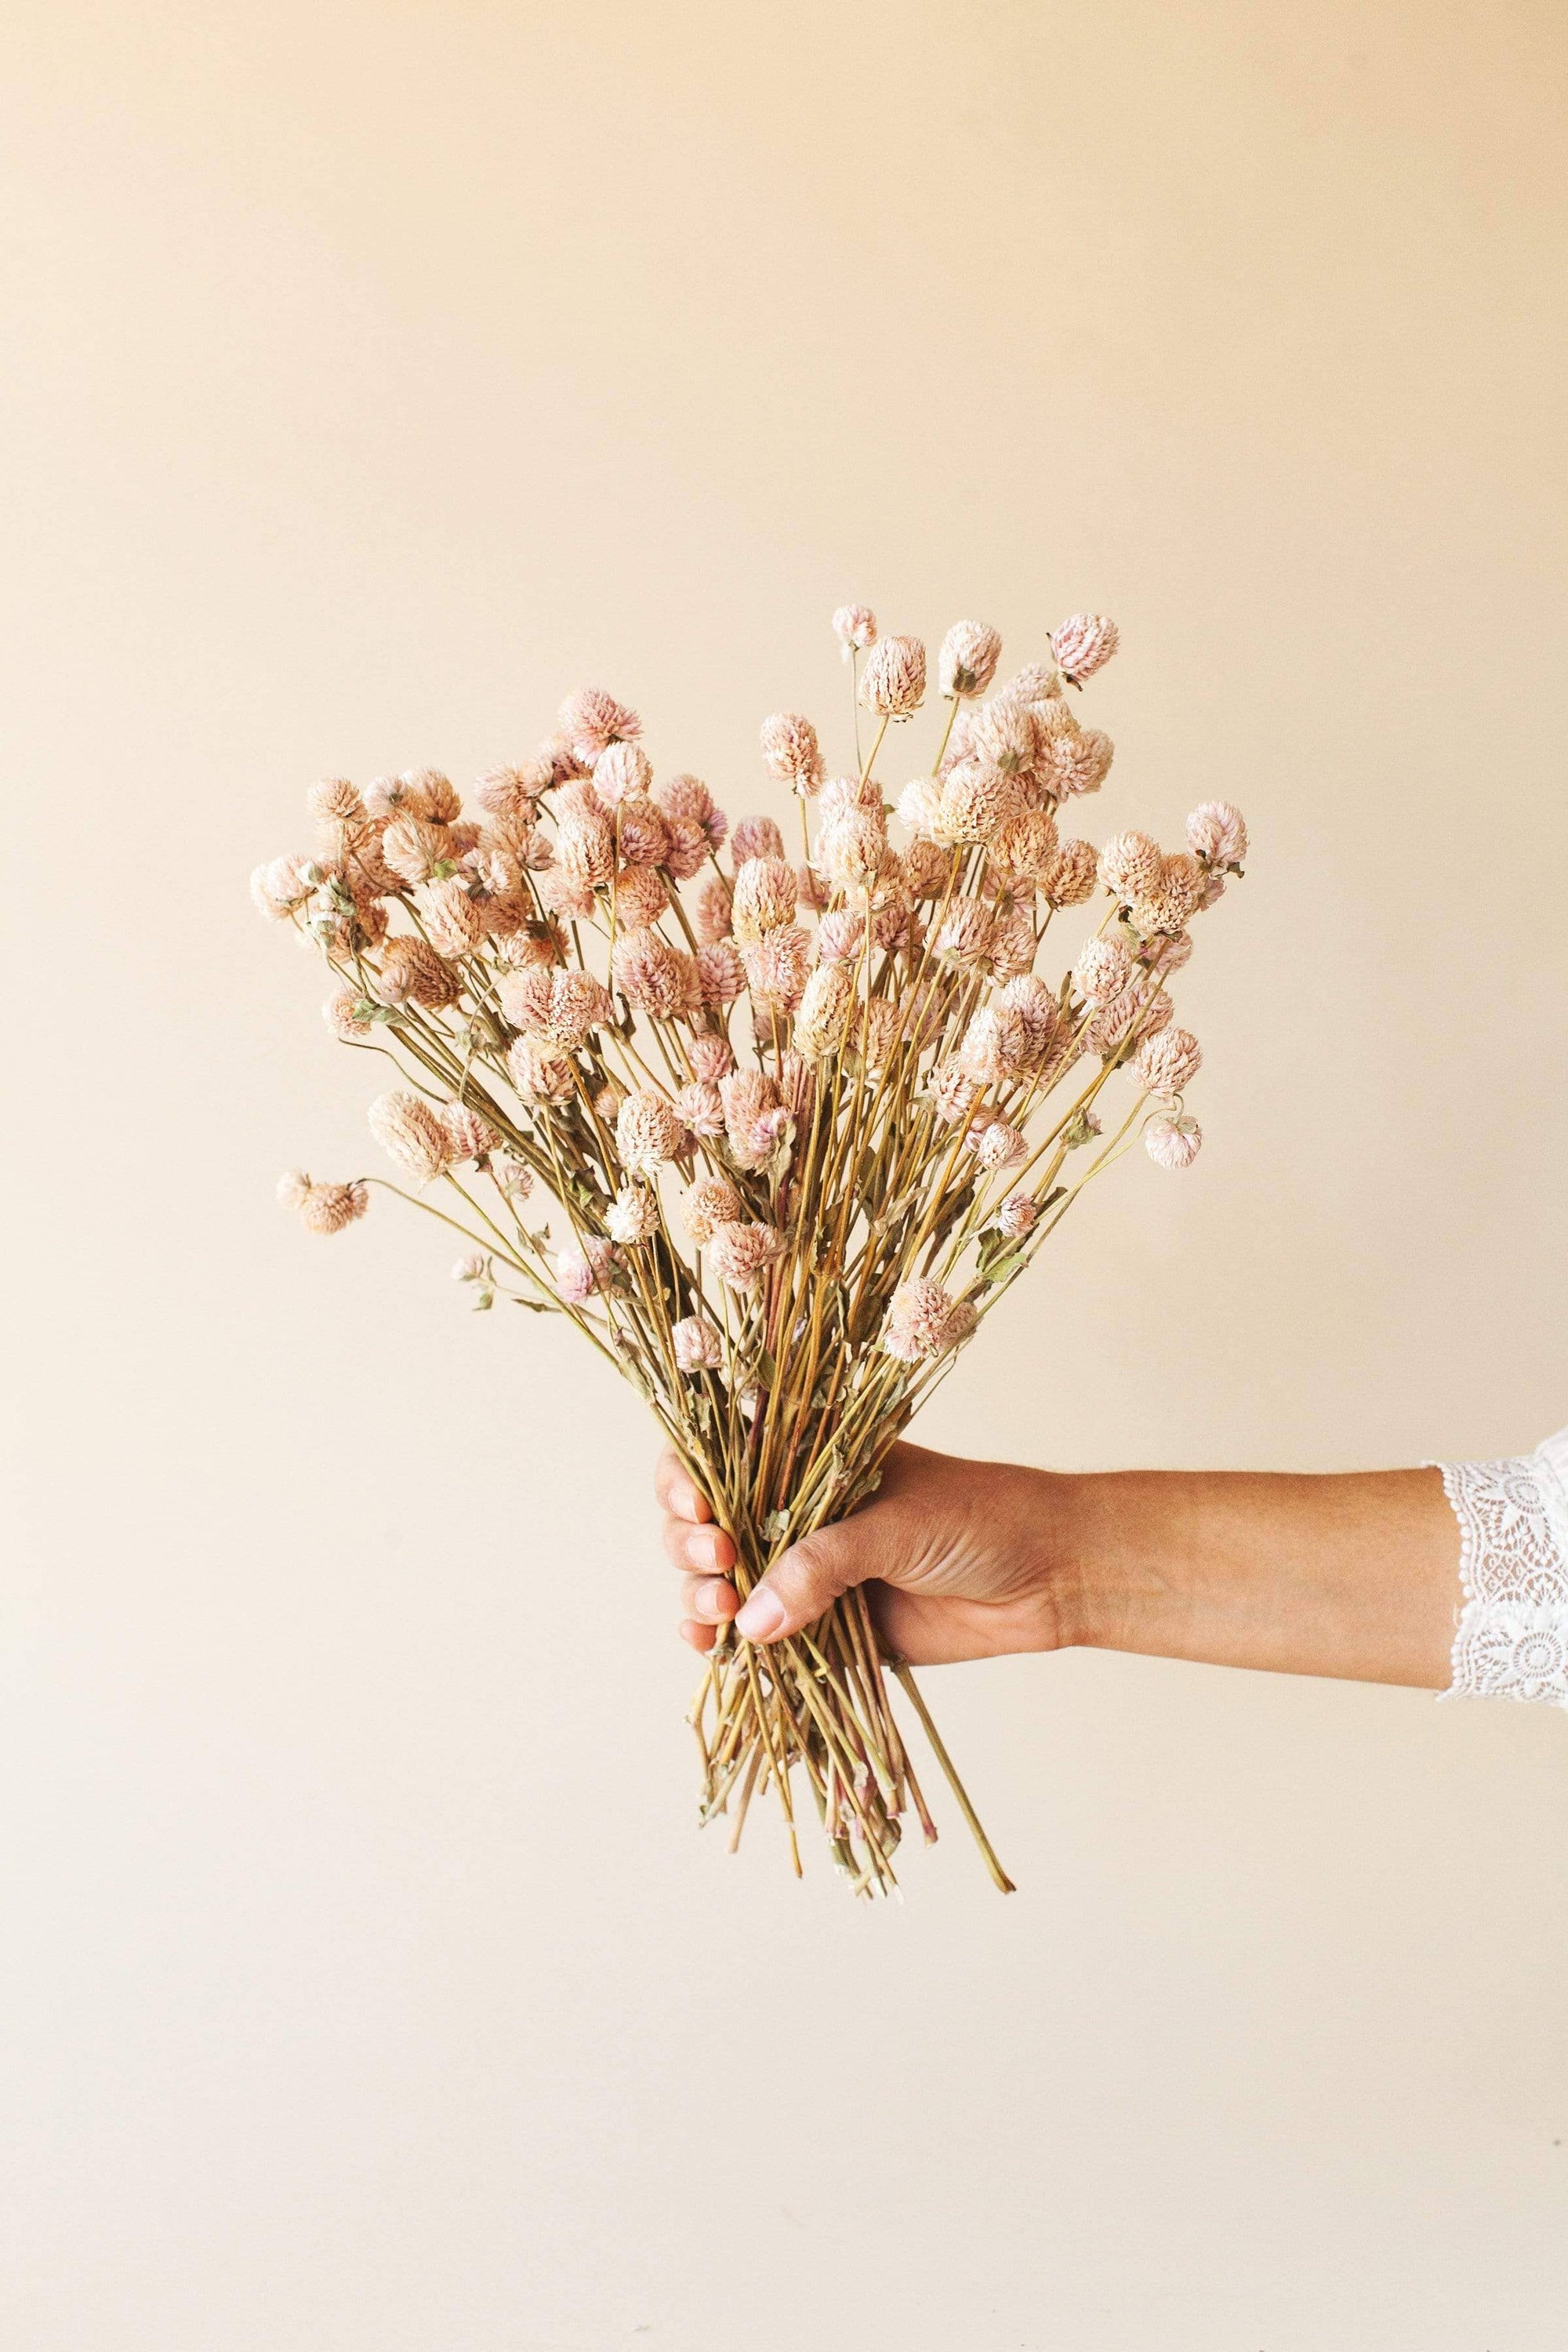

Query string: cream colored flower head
[1099,829,1163,906]
[307,777,365,826]
[731,855,798,942]
[251,855,318,920]
[277,1172,370,1236]
[896,777,942,841]
[593,740,654,805]
[506,1035,577,1105]
[1038,840,1100,908]
[607,1185,660,1244]
[682,1174,743,1245]
[616,1089,685,1174]
[936,760,1023,846]
[938,621,1003,699]
[822,809,889,890]
[858,634,926,718]
[368,1091,454,1184]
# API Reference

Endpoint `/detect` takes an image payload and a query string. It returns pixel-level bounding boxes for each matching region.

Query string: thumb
[734,1524,870,1643]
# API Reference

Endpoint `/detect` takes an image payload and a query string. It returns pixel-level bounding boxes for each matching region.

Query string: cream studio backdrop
[5,3,1568,2348]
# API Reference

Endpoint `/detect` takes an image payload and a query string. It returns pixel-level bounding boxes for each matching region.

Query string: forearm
[1053,1465,1460,1689]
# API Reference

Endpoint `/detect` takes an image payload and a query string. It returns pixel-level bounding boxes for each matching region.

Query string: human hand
[655,1439,1076,1665]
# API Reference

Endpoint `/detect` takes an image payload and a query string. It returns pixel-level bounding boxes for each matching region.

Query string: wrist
[1015,1466,1127,1653]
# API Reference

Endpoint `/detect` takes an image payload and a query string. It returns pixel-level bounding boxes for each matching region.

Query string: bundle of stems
[256,603,1248,1894]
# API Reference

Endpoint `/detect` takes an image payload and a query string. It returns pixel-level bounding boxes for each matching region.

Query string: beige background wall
[5,3,1567,2345]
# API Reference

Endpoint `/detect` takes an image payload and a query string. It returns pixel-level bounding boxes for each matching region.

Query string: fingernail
[735,1588,786,1642]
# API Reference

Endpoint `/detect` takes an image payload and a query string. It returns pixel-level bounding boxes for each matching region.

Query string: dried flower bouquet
[256,604,1248,1895]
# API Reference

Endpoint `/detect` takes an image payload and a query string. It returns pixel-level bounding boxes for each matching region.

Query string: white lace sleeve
[1437,1428,1568,1708]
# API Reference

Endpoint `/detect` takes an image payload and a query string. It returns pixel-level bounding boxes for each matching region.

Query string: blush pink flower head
[938,621,1003,699]
[1074,938,1132,1007]
[610,865,670,931]
[720,1068,781,1168]
[816,907,866,963]
[996,1192,1038,1240]
[674,1079,726,1138]
[612,800,670,869]
[696,939,746,1008]
[882,1277,973,1363]
[1145,1112,1202,1170]
[760,713,826,793]
[973,1116,1027,1171]
[558,688,641,764]
[688,1033,735,1083]
[706,1221,782,1292]
[673,1316,725,1371]
[731,814,786,866]
[614,929,699,1018]
[1041,726,1114,798]
[693,873,734,943]
[1134,1026,1202,1101]
[833,604,877,658]
[1186,800,1249,867]
[437,1101,499,1163]
[742,924,811,1013]
[555,1236,615,1302]
[1049,614,1120,684]
[1038,839,1099,908]
[323,989,376,1043]
[476,759,556,816]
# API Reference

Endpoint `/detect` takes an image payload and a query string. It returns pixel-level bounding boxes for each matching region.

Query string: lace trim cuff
[1438,1452,1568,1709]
